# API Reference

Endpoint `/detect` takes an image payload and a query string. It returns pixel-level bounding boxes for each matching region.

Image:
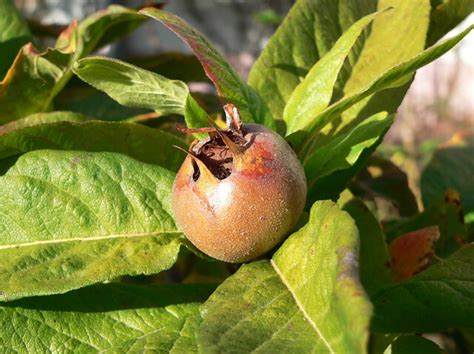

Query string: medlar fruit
[172,104,307,263]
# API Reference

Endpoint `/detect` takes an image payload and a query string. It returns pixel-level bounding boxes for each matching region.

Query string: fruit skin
[172,123,307,263]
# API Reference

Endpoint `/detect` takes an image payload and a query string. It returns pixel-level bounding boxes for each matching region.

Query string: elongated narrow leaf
[0,112,186,172]
[0,150,186,301]
[284,11,380,134]
[198,201,371,353]
[248,0,378,125]
[372,244,474,332]
[300,25,473,159]
[342,199,393,296]
[139,8,275,130]
[304,111,393,202]
[74,57,191,116]
[0,0,31,79]
[0,283,214,352]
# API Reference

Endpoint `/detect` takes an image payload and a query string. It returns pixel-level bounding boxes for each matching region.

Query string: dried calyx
[176,104,247,181]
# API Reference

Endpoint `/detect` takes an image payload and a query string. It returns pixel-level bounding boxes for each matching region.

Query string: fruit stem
[224,103,242,135]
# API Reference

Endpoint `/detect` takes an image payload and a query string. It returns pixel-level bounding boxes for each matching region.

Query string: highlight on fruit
[172,104,307,263]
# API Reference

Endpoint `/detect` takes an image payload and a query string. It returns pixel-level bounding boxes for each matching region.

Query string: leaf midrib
[270,260,335,354]
[0,231,182,249]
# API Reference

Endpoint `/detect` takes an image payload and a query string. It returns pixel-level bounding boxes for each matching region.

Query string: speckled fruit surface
[172,113,306,263]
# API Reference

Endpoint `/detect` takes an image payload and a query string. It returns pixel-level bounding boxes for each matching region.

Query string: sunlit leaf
[0,283,214,352]
[0,150,185,301]
[198,201,371,353]
[140,8,276,130]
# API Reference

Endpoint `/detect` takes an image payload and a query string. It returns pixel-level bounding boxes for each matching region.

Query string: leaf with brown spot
[386,189,468,257]
[389,226,439,282]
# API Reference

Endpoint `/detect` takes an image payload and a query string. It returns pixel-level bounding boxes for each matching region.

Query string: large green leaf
[343,0,430,96]
[372,244,474,332]
[0,150,186,301]
[0,0,31,79]
[248,0,378,126]
[73,56,210,134]
[284,11,380,134]
[0,5,149,123]
[342,199,393,296]
[139,8,275,130]
[0,283,214,352]
[0,112,186,173]
[198,201,372,353]
[299,25,472,159]
[421,146,474,213]
[73,57,191,117]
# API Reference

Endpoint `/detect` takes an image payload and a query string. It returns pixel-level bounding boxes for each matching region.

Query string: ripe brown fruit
[172,104,307,263]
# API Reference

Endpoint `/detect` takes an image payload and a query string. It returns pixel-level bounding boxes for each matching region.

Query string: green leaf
[427,0,474,46]
[343,0,430,96]
[73,57,191,117]
[387,335,443,354]
[198,201,372,353]
[139,8,275,130]
[0,5,149,123]
[284,11,380,134]
[0,43,73,123]
[304,111,393,203]
[0,150,185,301]
[0,112,186,172]
[372,244,474,332]
[342,199,393,296]
[0,111,87,134]
[421,146,474,214]
[0,283,214,352]
[299,24,473,159]
[0,0,31,79]
[58,4,149,60]
[249,0,379,127]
